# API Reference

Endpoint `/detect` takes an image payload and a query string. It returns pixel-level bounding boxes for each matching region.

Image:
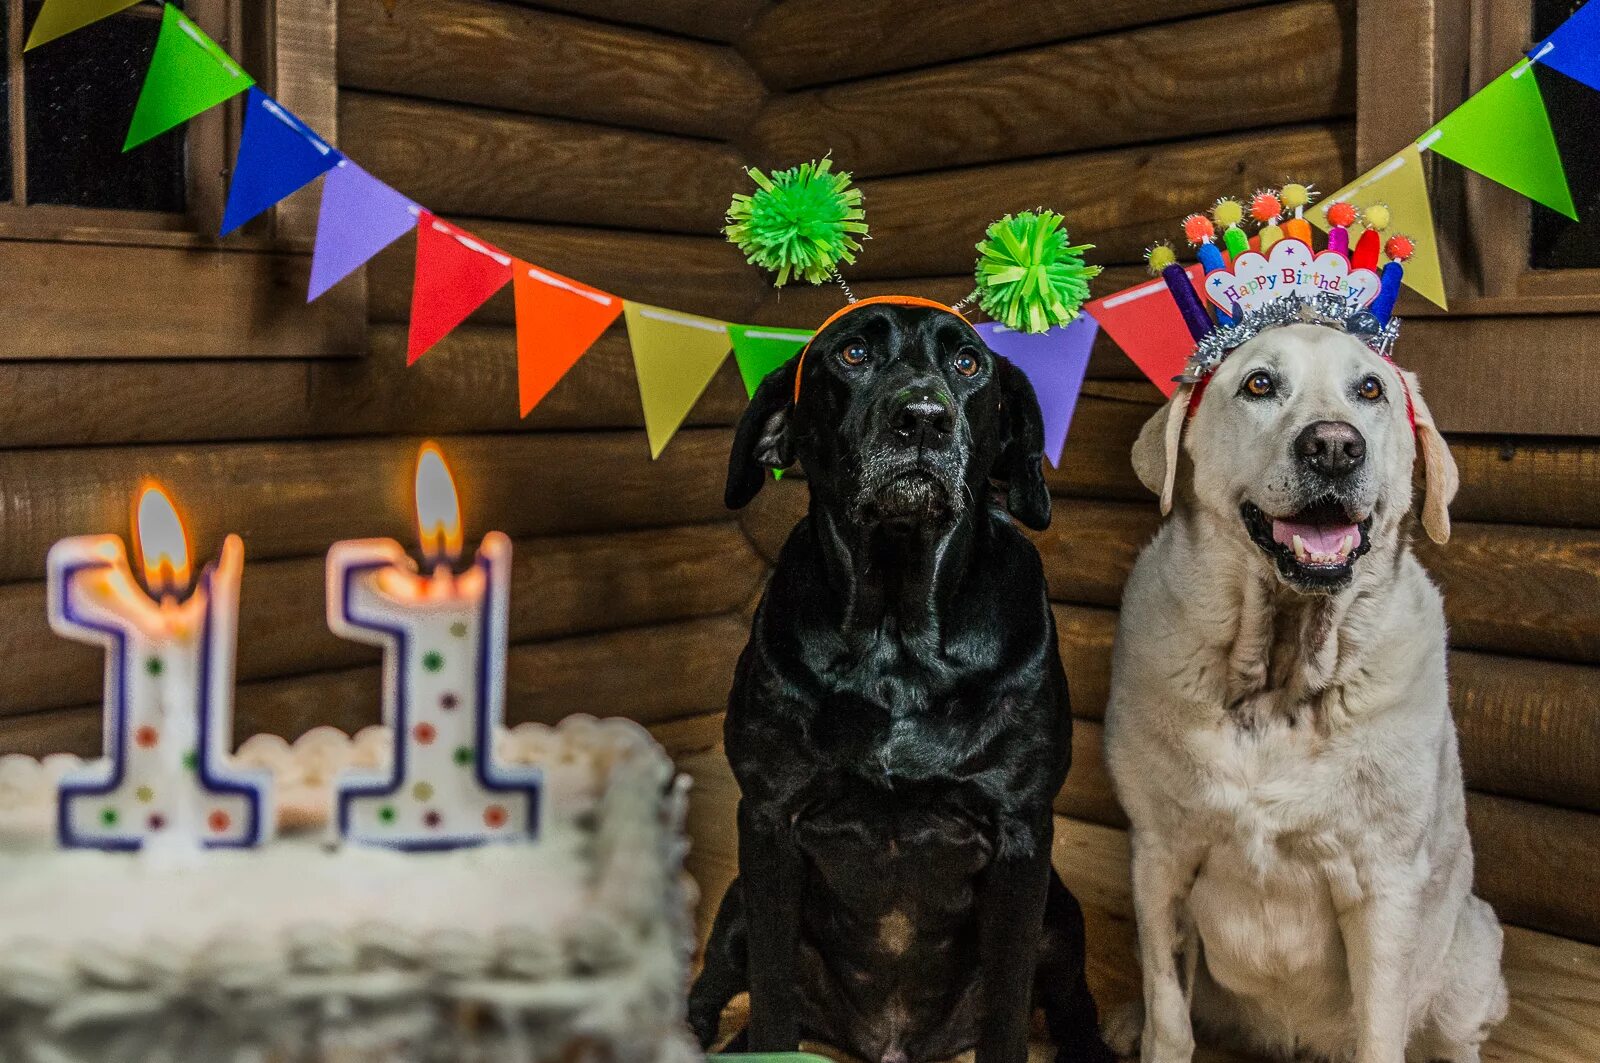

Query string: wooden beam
[739,0,1262,90]
[849,124,1355,278]
[0,326,749,449]
[0,429,733,584]
[751,1,1353,178]
[341,92,744,235]
[505,0,771,43]
[337,0,764,139]
[366,221,766,325]
[0,523,764,720]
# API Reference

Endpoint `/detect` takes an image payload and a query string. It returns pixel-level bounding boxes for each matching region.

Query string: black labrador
[687,301,1112,1063]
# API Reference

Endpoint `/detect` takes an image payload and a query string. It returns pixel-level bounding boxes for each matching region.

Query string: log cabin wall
[0,0,775,766]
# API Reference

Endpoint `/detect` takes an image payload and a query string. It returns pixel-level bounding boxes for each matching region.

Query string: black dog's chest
[810,669,990,785]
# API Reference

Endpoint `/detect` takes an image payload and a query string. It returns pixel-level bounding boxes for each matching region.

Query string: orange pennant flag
[512,263,623,417]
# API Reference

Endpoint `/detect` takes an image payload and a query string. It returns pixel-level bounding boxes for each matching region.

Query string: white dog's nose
[1295,420,1366,478]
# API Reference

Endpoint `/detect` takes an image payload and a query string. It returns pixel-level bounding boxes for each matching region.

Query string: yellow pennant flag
[1309,143,1447,310]
[622,302,733,459]
[26,0,141,49]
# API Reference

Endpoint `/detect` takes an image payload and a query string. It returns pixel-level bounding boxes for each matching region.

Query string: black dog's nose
[889,385,955,439]
[1295,420,1367,477]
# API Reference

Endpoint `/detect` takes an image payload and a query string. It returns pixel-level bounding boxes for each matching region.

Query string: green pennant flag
[726,324,812,398]
[25,0,141,50]
[1420,58,1577,220]
[623,302,733,459]
[125,5,255,151]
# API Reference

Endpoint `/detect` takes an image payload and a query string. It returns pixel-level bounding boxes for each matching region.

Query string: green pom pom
[973,211,1101,334]
[725,158,868,286]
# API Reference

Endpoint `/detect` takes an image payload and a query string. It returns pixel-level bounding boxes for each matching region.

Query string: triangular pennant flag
[726,324,812,398]
[976,316,1098,468]
[1531,1,1600,94]
[407,213,514,365]
[1310,144,1447,309]
[124,5,254,151]
[309,161,420,301]
[512,263,623,417]
[220,88,340,236]
[1419,59,1577,220]
[25,0,140,49]
[1083,265,1204,398]
[623,302,733,459]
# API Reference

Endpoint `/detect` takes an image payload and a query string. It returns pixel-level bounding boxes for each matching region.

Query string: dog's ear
[992,356,1051,531]
[1403,370,1458,545]
[725,355,800,510]
[1132,385,1192,516]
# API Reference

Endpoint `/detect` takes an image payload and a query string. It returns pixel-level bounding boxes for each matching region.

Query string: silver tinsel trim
[1174,292,1402,383]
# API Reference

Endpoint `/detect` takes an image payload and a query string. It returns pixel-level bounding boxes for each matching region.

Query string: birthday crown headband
[1144,183,1416,385]
[724,158,1102,400]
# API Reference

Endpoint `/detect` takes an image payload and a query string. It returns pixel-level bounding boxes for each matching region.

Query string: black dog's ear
[992,355,1052,531]
[725,354,800,510]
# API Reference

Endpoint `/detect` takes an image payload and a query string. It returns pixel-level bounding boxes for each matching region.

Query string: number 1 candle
[326,443,540,849]
[46,484,272,849]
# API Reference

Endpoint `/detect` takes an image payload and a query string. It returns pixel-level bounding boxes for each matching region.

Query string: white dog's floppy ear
[1403,370,1458,545]
[1132,384,1192,516]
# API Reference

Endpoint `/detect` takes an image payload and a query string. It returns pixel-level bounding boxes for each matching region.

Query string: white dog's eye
[953,348,980,377]
[1357,375,1384,401]
[1242,370,1275,398]
[840,340,869,367]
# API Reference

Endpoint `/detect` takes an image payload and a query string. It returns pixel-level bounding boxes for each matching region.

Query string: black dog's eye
[839,340,869,367]
[952,347,981,377]
[1242,370,1275,398]
[1356,374,1384,401]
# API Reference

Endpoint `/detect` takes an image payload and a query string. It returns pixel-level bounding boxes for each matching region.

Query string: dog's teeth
[1292,534,1307,562]
[1340,534,1353,557]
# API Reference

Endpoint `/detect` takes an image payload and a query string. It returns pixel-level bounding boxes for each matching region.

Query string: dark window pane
[1,7,11,203]
[1531,0,1600,269]
[22,2,184,212]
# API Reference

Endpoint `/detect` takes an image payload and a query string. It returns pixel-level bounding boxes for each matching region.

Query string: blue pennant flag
[1530,1,1600,93]
[221,87,341,236]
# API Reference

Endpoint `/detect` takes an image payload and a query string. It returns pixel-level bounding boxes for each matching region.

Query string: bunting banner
[1531,0,1600,94]
[513,264,623,417]
[623,303,732,459]
[726,325,812,398]
[1083,265,1204,398]
[24,0,140,50]
[124,5,253,151]
[1419,58,1577,220]
[407,213,513,365]
[309,161,420,302]
[977,317,1098,468]
[221,88,340,236]
[1310,144,1448,309]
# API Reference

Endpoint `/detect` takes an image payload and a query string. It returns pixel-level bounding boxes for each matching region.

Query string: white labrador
[1103,324,1506,1063]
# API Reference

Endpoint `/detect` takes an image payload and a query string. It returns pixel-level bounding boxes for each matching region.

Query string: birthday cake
[0,716,701,1063]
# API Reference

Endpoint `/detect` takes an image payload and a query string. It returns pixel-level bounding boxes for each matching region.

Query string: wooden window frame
[0,0,363,358]
[1356,0,1600,316]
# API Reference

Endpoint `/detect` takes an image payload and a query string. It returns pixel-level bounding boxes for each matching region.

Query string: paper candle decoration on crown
[46,485,272,850]
[326,443,540,849]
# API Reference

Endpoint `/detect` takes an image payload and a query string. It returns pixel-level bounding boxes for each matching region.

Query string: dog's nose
[1295,420,1367,478]
[888,385,955,440]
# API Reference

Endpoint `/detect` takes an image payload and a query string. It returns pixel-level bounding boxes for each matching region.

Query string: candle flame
[415,442,463,564]
[135,483,190,597]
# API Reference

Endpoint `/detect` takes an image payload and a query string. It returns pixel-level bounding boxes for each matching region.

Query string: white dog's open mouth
[1241,499,1373,588]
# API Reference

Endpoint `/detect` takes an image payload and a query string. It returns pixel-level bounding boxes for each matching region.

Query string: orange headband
[793,295,972,405]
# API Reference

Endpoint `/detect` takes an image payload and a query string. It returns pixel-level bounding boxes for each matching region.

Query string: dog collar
[792,295,972,405]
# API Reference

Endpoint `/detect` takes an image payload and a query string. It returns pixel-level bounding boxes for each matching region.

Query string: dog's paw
[1100,1000,1142,1060]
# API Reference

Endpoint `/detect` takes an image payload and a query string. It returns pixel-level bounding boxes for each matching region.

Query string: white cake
[0,716,701,1063]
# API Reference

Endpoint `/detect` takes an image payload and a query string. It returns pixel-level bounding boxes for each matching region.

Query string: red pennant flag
[1083,264,1205,398]
[407,213,513,364]
[512,263,623,417]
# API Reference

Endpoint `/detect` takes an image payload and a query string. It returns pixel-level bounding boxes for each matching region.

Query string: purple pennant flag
[308,160,421,302]
[977,315,1099,468]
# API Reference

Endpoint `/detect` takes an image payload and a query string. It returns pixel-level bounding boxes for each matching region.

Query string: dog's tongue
[1272,519,1358,556]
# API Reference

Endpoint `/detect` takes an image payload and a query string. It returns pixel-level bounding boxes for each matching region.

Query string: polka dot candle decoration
[325,443,540,849]
[46,483,272,850]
